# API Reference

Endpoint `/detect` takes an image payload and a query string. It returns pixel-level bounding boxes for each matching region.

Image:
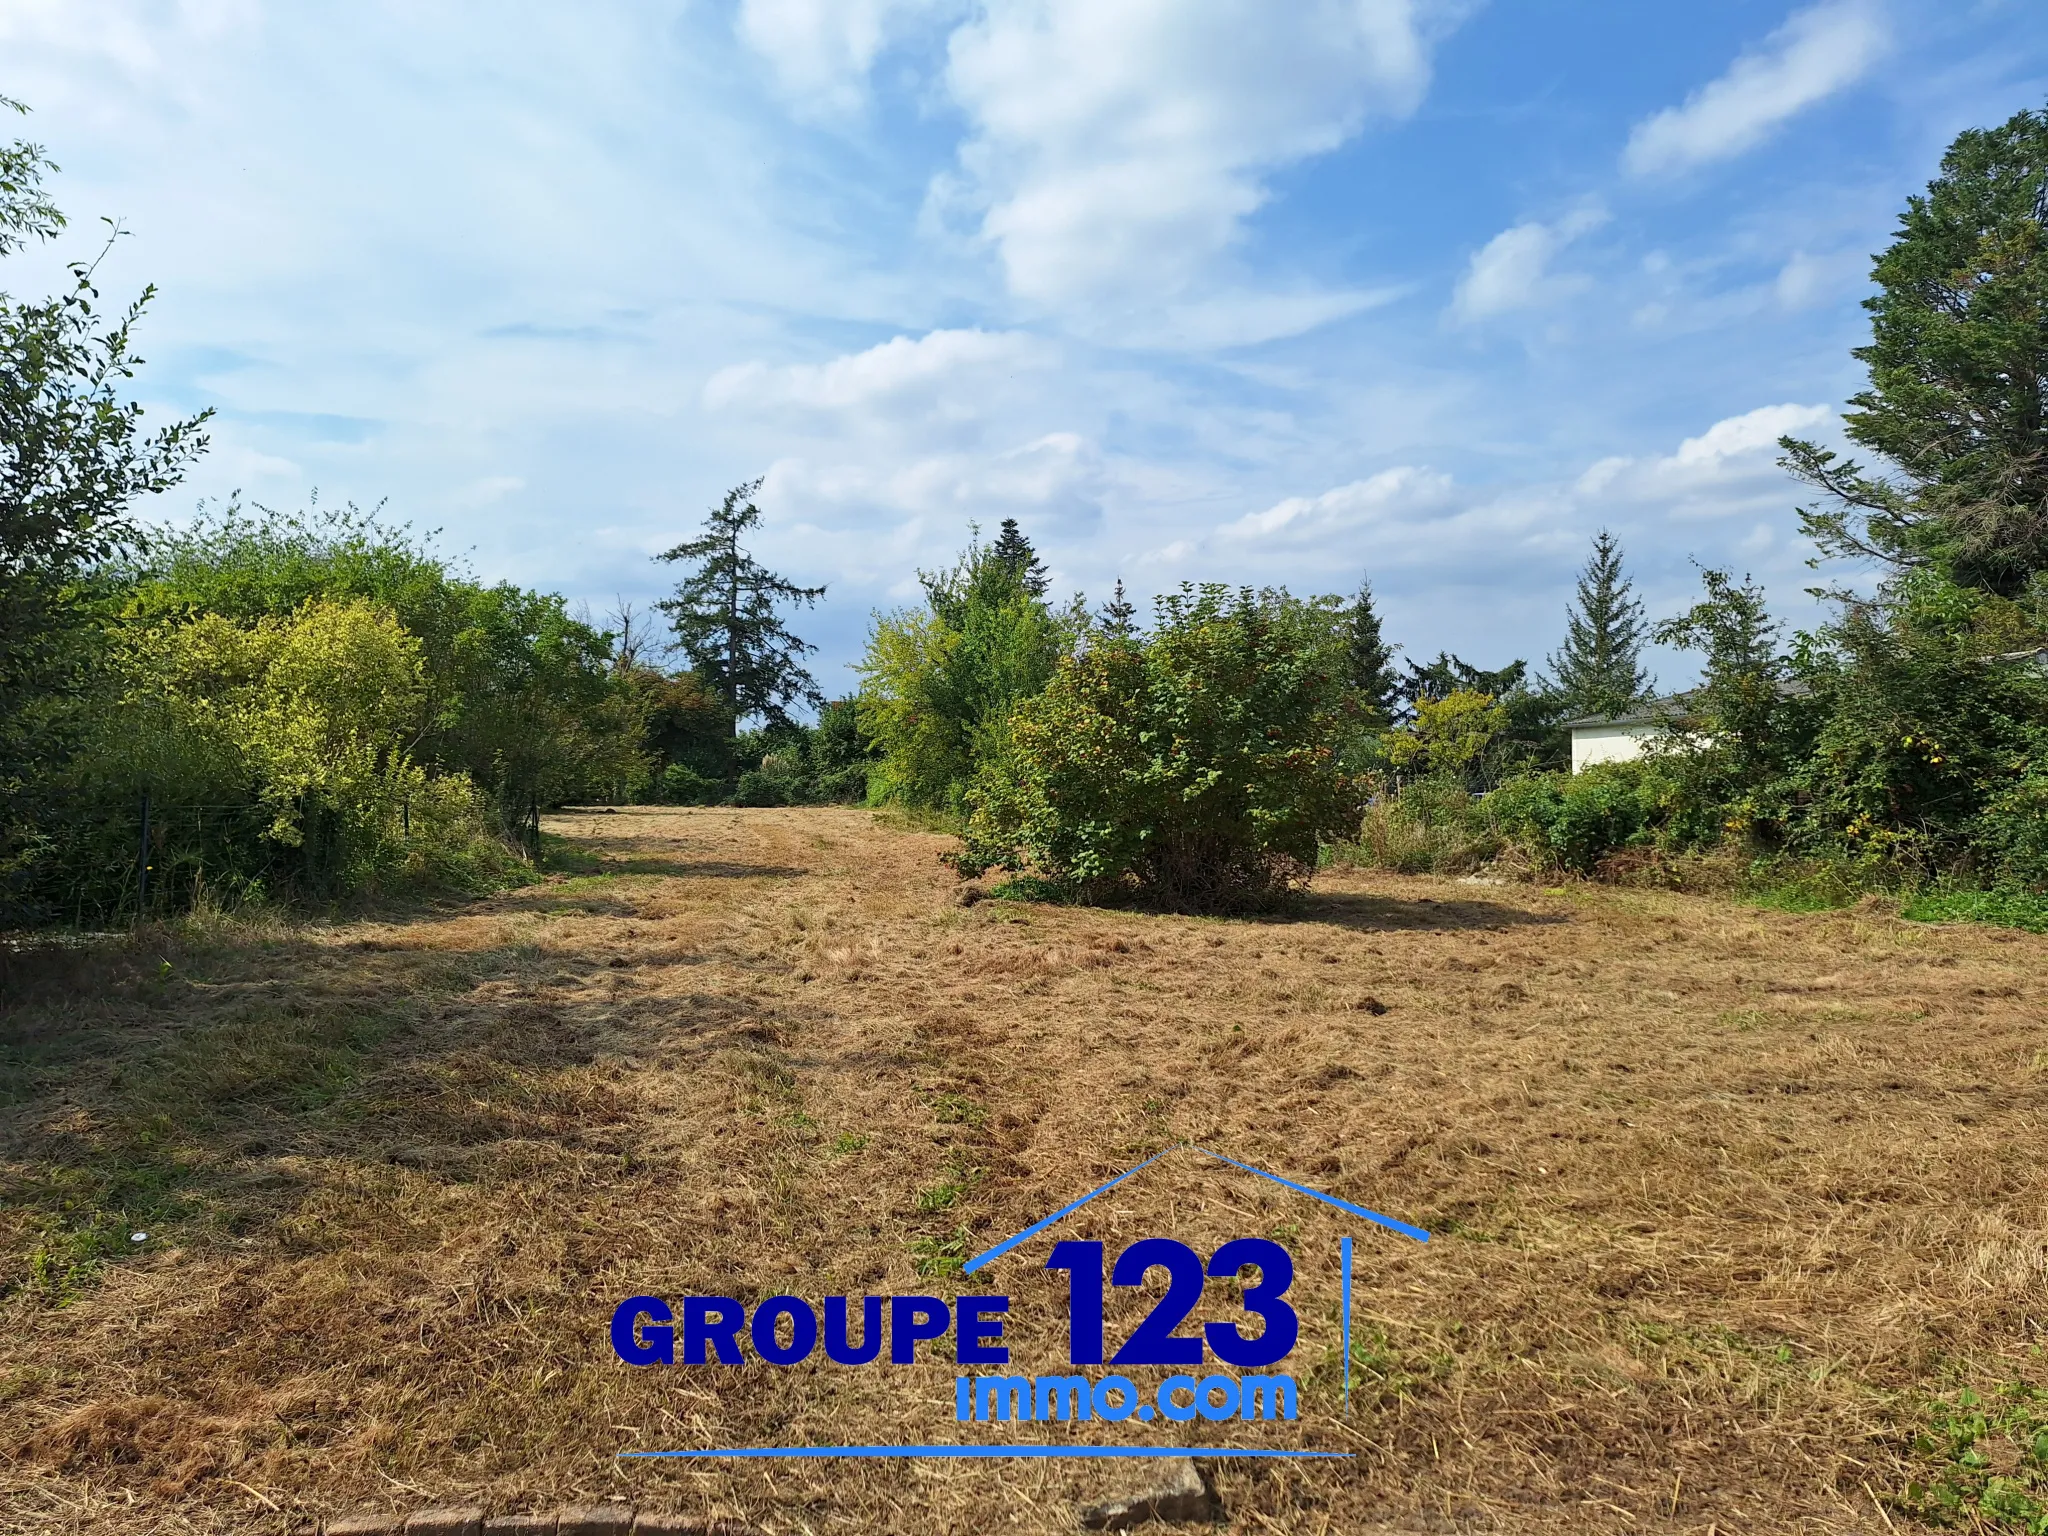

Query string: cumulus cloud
[1623,1,1888,177]
[941,0,1436,329]
[1575,402,1830,512]
[1452,204,1606,320]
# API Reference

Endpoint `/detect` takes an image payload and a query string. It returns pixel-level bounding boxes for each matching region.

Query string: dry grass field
[3,806,2046,1535]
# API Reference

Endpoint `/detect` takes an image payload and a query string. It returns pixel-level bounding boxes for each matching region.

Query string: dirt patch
[2,806,2045,1533]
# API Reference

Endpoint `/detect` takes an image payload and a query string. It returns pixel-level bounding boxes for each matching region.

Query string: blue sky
[4,0,2045,694]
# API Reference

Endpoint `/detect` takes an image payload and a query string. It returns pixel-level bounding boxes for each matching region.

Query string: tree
[858,530,1073,810]
[989,517,1049,597]
[656,480,826,733]
[1653,568,1793,804]
[1781,105,2048,597]
[1098,577,1137,639]
[1544,529,1650,717]
[1,97,212,912]
[1341,572,1400,721]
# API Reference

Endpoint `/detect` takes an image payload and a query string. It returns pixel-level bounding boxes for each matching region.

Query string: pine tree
[1544,530,1650,717]
[655,480,826,733]
[1098,577,1137,639]
[1342,573,1400,720]
[989,517,1049,597]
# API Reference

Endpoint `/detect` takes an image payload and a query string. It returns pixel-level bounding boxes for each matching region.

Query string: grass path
[2,807,2045,1533]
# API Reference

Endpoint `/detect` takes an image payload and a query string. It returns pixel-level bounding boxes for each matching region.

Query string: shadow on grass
[0,908,817,1308]
[1287,890,1567,932]
[984,875,1562,932]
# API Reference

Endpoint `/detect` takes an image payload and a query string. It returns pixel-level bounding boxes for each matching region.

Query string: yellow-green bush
[58,597,513,910]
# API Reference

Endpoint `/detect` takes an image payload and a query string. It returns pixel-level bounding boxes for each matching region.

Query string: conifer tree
[1098,577,1137,639]
[1342,573,1401,720]
[1781,105,2048,596]
[1545,530,1650,717]
[989,517,1049,597]
[655,480,825,732]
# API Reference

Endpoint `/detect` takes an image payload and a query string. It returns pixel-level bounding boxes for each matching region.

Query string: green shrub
[659,763,723,805]
[1486,761,1675,874]
[1973,771,2048,892]
[1342,776,1500,874]
[957,585,1363,911]
[730,769,789,808]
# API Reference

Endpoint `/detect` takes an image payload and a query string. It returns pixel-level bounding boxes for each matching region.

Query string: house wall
[1571,722,1659,773]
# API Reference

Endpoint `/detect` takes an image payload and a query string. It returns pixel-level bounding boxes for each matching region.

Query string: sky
[3,0,2045,696]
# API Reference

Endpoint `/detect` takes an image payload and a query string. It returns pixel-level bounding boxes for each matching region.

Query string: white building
[1563,702,1683,773]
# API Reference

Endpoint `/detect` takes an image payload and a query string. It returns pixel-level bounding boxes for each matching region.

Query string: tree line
[3,99,2045,923]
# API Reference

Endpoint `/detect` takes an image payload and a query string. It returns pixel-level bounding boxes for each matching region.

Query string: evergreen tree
[1098,577,1137,639]
[656,480,825,732]
[1341,573,1400,720]
[1398,653,1527,709]
[1544,529,1650,717]
[1781,105,2048,597]
[989,517,1049,597]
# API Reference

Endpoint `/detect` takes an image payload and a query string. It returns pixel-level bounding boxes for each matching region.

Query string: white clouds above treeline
[0,0,2035,683]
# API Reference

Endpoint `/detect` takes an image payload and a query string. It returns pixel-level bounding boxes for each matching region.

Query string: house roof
[1564,678,1811,732]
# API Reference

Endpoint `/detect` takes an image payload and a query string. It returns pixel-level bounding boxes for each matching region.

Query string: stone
[1077,1457,1214,1530]
[328,1517,403,1536]
[407,1508,487,1535]
[481,1517,558,1534]
[555,1506,634,1536]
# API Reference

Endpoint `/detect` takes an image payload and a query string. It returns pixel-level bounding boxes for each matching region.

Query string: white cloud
[704,328,1056,415]
[1452,204,1606,320]
[1574,403,1830,513]
[735,0,956,113]
[1623,1,1888,177]
[941,0,1437,328]
[1673,402,1829,464]
[1220,466,1457,542]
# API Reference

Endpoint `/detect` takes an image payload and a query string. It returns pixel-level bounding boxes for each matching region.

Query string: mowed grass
[1,806,2045,1534]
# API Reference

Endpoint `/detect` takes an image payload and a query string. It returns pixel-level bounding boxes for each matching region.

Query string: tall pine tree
[656,480,826,733]
[1545,529,1650,717]
[989,517,1049,597]
[1342,573,1400,721]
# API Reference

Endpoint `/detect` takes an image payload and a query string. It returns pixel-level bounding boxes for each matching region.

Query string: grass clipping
[3,807,2047,1533]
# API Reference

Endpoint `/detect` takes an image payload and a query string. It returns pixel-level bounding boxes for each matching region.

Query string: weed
[931,1092,985,1127]
[829,1132,869,1156]
[1897,1381,2048,1532]
[909,1227,972,1278]
[1904,889,2048,934]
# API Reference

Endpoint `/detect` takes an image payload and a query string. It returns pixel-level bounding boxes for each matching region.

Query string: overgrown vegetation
[1333,106,2048,928]
[956,584,1364,911]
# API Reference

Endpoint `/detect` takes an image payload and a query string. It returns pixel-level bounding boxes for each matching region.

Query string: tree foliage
[1342,572,1401,722]
[0,99,213,914]
[858,530,1075,811]
[657,480,826,731]
[121,502,647,815]
[1783,104,2048,597]
[958,584,1363,911]
[1544,529,1650,717]
[988,517,1049,597]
